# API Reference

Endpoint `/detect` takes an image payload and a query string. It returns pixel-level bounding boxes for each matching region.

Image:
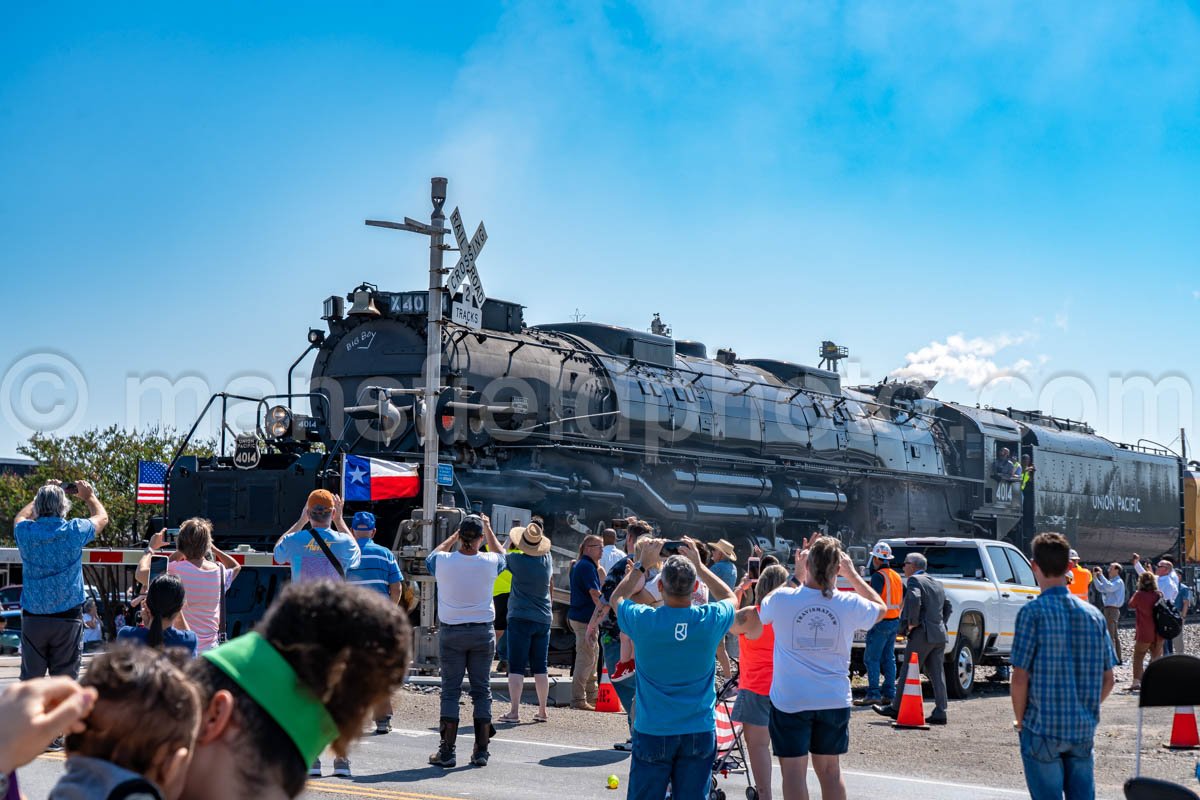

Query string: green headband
[203,632,339,765]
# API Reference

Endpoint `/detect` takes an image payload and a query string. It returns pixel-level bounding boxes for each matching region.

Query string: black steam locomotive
[168,283,1183,567]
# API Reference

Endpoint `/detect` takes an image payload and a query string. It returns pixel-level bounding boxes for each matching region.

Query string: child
[51,645,201,800]
[118,575,197,657]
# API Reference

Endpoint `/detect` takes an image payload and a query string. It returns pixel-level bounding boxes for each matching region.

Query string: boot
[428,717,458,768]
[470,718,497,767]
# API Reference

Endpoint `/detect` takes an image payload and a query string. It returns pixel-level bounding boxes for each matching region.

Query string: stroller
[709,674,759,800]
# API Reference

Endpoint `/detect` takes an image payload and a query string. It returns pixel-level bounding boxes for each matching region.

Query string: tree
[0,426,215,546]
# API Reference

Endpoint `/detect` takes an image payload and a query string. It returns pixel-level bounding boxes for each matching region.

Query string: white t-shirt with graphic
[759,585,880,712]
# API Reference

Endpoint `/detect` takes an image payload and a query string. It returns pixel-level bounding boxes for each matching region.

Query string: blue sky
[2,2,1199,457]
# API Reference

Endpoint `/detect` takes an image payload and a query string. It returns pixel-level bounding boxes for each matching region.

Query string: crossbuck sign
[446,207,487,330]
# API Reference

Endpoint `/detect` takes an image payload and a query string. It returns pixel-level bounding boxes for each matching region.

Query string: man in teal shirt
[612,538,759,800]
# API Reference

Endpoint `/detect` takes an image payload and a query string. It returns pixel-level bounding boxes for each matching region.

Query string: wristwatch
[633,561,645,573]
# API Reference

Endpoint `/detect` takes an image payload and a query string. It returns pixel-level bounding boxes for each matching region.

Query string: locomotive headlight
[267,406,293,439]
[307,328,325,346]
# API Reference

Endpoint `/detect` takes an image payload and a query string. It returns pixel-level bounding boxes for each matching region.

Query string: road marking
[839,769,1027,795]
[307,781,464,800]
[390,727,594,752]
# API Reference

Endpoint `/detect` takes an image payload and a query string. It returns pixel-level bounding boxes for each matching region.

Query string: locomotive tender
[168,283,1184,569]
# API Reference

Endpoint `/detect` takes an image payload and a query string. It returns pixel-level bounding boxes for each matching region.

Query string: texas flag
[343,455,420,501]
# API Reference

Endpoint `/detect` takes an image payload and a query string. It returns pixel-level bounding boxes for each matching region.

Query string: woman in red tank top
[1128,570,1163,691]
[731,565,790,800]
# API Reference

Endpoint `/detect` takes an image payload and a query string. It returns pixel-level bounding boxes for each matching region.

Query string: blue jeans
[439,622,495,721]
[629,730,715,800]
[1019,729,1095,800]
[601,634,635,732]
[863,617,899,700]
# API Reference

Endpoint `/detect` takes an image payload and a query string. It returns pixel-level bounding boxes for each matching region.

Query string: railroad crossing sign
[446,207,487,329]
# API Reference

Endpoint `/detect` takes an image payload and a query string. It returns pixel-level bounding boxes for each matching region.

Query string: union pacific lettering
[1091,494,1142,514]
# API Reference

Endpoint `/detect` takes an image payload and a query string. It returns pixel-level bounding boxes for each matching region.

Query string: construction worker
[1067,548,1092,602]
[856,542,904,706]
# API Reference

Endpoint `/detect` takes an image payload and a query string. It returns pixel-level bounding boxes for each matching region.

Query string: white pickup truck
[850,537,1040,698]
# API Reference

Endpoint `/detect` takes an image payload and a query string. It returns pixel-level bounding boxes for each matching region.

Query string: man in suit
[873,552,952,725]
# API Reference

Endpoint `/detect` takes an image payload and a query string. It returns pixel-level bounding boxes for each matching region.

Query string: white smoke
[891,333,1034,389]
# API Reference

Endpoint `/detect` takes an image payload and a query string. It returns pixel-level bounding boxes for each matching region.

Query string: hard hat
[871,542,893,561]
[1069,549,1080,560]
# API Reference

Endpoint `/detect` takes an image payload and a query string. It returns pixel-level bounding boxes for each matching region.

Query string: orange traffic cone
[1164,706,1200,749]
[595,667,622,713]
[892,652,930,730]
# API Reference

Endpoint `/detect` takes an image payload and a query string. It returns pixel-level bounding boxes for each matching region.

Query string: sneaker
[333,757,352,778]
[375,717,392,735]
[309,759,322,777]
[613,738,633,752]
[610,659,636,683]
[46,736,65,752]
[853,695,882,707]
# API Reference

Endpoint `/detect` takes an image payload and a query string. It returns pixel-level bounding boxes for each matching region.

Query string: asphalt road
[18,720,1029,800]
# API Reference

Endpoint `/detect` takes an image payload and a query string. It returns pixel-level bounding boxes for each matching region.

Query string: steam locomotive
[168,283,1185,567]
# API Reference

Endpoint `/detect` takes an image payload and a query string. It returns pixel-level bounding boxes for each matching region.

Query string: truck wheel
[946,637,976,699]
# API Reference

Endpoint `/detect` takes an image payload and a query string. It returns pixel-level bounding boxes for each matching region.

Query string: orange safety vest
[1068,566,1091,599]
[880,568,904,620]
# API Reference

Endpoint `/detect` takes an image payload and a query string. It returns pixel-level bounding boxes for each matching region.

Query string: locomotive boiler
[164,284,1182,567]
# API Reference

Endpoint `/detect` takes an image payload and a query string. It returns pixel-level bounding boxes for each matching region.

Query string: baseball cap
[1068,549,1080,560]
[307,489,335,510]
[352,511,376,532]
[459,514,484,538]
[870,543,893,561]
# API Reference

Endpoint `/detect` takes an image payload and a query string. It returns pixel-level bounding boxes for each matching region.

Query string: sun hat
[711,539,738,562]
[510,521,551,556]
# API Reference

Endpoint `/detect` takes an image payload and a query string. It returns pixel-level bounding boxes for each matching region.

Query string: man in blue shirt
[273,490,361,585]
[612,537,760,800]
[1167,571,1191,655]
[568,536,604,710]
[709,539,739,678]
[1091,562,1126,664]
[1011,533,1116,800]
[273,489,361,778]
[344,511,404,733]
[14,480,108,685]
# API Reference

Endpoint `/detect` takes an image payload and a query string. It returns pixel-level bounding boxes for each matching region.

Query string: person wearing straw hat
[710,539,740,677]
[498,520,554,724]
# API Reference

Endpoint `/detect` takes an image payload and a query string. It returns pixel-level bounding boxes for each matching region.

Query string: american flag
[137,460,169,504]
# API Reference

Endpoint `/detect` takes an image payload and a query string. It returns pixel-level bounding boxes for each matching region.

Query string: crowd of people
[0,475,1190,800]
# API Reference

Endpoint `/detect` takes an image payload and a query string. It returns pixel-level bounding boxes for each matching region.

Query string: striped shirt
[168,559,235,653]
[346,539,403,598]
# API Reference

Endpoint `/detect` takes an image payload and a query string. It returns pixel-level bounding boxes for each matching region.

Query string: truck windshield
[887,546,986,580]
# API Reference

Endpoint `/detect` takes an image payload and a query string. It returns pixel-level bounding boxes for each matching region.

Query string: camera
[747,556,761,579]
[63,482,78,495]
[163,528,180,544]
[660,540,687,556]
[611,518,628,529]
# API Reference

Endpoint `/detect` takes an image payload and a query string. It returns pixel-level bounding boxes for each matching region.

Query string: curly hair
[186,581,411,797]
[68,644,200,781]
[1138,571,1158,593]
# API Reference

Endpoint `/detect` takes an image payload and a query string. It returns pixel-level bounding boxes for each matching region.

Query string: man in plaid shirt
[1011,532,1117,800]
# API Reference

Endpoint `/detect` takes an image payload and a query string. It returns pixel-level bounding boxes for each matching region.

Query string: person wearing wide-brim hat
[510,522,552,557]
[498,521,554,723]
[710,538,740,677]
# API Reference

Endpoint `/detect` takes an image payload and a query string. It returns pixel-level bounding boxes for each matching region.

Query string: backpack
[1153,594,1183,640]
